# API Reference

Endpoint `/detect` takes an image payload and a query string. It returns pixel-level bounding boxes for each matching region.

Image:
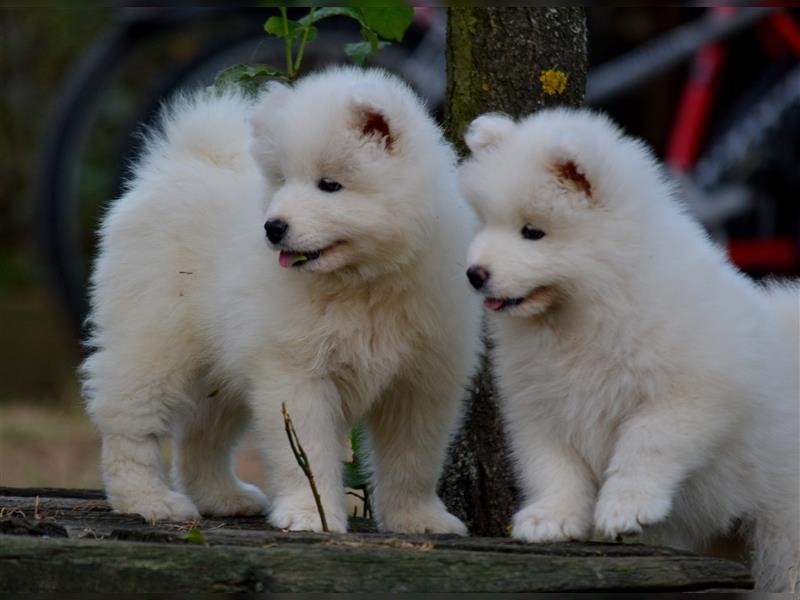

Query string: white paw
[112,489,200,523]
[379,497,467,535]
[594,480,672,538]
[195,482,268,517]
[269,496,347,533]
[512,502,591,542]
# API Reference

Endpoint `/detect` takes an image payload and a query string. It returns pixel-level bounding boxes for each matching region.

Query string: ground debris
[0,516,68,538]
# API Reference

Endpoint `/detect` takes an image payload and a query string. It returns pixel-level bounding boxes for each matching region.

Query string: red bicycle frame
[666,7,800,274]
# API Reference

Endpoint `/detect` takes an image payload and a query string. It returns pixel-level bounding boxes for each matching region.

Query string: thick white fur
[460,108,799,591]
[82,67,481,534]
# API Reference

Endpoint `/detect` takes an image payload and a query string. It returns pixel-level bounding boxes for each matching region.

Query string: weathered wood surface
[0,489,752,593]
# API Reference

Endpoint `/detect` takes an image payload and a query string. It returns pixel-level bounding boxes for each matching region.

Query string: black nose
[467,265,490,290]
[264,219,289,244]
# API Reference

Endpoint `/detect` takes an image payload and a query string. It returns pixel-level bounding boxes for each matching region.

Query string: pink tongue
[484,298,506,311]
[278,251,294,269]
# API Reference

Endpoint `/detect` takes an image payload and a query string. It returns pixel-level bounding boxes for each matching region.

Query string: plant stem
[293,6,316,75]
[362,485,372,520]
[281,402,329,532]
[280,7,294,79]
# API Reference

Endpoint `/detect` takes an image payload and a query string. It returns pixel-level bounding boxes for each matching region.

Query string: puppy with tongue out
[82,66,481,536]
[245,68,482,535]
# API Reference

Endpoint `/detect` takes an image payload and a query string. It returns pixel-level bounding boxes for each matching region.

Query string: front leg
[366,376,467,535]
[595,397,734,538]
[249,370,349,533]
[505,414,596,543]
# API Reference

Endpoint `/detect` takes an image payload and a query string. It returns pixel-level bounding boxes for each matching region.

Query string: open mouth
[483,296,525,311]
[277,242,341,269]
[483,286,552,312]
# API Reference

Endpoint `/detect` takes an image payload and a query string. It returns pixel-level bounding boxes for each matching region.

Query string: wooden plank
[0,488,753,592]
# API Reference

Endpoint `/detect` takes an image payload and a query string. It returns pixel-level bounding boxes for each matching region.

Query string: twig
[0,507,25,519]
[349,437,372,519]
[362,485,372,520]
[281,402,328,532]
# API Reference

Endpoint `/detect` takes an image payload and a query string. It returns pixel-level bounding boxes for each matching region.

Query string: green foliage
[215,5,414,92]
[358,7,414,42]
[183,528,205,545]
[345,31,391,67]
[344,423,372,518]
[214,64,287,96]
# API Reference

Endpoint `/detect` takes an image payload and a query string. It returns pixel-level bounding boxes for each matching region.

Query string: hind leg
[84,350,199,522]
[172,391,267,517]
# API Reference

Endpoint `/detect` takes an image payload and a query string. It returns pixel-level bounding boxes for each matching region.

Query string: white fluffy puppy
[82,67,481,534]
[460,108,799,590]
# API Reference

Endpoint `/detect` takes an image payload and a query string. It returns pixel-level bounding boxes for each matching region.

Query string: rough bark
[444,7,587,153]
[0,489,752,593]
[440,7,588,537]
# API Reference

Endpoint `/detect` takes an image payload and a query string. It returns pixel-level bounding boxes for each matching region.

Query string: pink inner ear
[556,160,592,197]
[361,111,393,149]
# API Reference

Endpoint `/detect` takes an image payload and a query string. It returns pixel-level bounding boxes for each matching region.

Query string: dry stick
[281,402,329,532]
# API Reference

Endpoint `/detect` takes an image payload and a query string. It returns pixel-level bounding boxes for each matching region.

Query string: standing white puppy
[82,67,481,534]
[460,108,799,590]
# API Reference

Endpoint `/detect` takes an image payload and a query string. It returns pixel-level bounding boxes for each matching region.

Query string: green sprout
[215,5,414,94]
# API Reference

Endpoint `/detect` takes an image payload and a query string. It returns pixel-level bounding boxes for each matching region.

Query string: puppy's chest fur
[286,287,421,419]
[498,319,655,476]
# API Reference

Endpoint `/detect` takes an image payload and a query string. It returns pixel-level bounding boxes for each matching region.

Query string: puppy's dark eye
[318,178,343,193]
[521,225,546,241]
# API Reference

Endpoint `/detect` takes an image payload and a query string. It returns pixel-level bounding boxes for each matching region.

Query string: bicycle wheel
[692,60,800,274]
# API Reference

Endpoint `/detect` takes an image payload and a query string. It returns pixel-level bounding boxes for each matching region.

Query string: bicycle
[588,6,800,277]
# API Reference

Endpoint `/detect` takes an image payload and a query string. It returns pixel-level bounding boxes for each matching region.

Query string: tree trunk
[439,8,588,537]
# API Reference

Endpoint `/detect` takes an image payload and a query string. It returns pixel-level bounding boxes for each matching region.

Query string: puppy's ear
[464,113,515,154]
[249,81,292,139]
[548,140,596,204]
[348,84,395,151]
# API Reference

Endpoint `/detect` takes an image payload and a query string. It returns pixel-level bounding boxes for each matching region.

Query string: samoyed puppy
[81,67,481,534]
[460,108,799,590]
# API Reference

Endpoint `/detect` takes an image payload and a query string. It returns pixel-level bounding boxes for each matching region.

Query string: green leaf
[183,528,205,545]
[264,16,304,41]
[350,423,366,456]
[344,40,391,66]
[298,7,361,27]
[343,460,368,490]
[291,254,308,265]
[359,7,414,42]
[214,63,287,95]
[301,25,318,44]
[344,42,371,66]
[344,424,370,489]
[362,27,379,54]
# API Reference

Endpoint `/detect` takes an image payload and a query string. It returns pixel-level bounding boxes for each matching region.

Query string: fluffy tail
[132,88,256,178]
